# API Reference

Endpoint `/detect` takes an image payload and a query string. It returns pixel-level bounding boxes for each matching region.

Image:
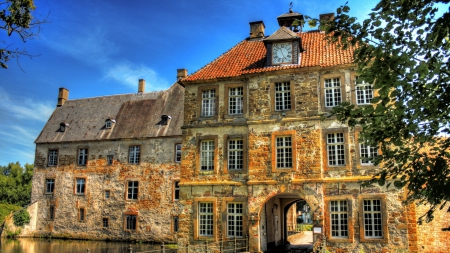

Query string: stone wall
[31,137,182,242]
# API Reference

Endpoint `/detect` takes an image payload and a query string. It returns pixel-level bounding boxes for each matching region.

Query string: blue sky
[0,0,381,166]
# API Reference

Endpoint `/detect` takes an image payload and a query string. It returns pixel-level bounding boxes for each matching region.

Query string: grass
[0,203,22,224]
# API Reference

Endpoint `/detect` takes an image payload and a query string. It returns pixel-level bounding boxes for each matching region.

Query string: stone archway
[247,183,323,253]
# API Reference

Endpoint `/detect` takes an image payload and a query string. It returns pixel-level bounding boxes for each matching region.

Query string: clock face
[272,42,293,64]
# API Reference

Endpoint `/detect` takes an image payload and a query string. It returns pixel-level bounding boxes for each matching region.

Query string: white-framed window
[126,215,137,230]
[49,206,55,220]
[324,78,342,107]
[45,178,55,194]
[228,139,243,170]
[174,181,180,201]
[103,217,109,228]
[107,155,114,165]
[228,87,243,115]
[274,82,291,111]
[360,143,378,165]
[127,181,139,200]
[227,202,243,237]
[76,178,86,194]
[48,150,58,166]
[327,133,345,166]
[201,90,215,117]
[276,136,293,168]
[129,146,140,164]
[175,144,182,163]
[199,202,213,236]
[330,200,348,238]
[363,199,383,238]
[200,140,214,171]
[355,77,373,105]
[78,208,85,222]
[78,148,88,166]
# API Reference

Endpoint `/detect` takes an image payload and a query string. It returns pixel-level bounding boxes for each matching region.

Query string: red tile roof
[182,30,356,82]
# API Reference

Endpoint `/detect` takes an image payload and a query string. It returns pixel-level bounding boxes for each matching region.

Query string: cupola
[276,5,305,32]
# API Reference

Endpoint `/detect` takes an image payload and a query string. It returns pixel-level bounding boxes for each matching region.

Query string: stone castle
[28,9,449,253]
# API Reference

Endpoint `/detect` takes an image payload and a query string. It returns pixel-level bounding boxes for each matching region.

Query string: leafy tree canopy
[0,0,46,69]
[0,162,33,207]
[317,0,449,222]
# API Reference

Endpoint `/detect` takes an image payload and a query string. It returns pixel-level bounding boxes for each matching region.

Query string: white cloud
[0,90,53,123]
[105,63,170,91]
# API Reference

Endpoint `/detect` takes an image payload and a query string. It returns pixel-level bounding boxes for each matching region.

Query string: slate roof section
[263,26,300,41]
[182,30,356,82]
[35,83,184,143]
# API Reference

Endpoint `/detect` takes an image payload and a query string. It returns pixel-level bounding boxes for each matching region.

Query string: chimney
[57,87,69,107]
[138,79,145,93]
[249,21,265,39]
[177,69,188,80]
[319,13,335,22]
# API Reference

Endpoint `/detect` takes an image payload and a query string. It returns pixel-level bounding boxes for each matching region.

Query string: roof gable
[263,26,300,41]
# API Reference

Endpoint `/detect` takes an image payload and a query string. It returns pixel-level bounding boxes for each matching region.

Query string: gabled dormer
[263,9,304,67]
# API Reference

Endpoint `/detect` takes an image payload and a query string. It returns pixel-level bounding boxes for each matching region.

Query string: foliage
[12,208,30,226]
[317,0,449,222]
[0,203,21,223]
[0,0,47,69]
[0,162,34,207]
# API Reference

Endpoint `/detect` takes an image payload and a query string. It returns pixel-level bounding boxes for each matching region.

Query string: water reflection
[0,238,161,253]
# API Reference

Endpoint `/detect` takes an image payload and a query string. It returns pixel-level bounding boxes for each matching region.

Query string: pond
[0,238,164,253]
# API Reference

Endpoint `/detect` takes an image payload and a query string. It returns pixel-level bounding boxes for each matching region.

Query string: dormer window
[160,115,172,125]
[59,122,69,132]
[105,118,116,129]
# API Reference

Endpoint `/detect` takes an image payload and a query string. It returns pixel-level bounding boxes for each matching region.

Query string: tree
[317,0,449,222]
[0,162,34,207]
[0,0,46,69]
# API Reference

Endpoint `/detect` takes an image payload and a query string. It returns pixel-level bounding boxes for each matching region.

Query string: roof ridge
[65,90,164,102]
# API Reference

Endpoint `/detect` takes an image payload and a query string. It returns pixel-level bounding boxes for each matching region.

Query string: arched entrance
[258,193,313,252]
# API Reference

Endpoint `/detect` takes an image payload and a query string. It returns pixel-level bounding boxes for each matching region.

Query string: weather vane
[289,2,293,12]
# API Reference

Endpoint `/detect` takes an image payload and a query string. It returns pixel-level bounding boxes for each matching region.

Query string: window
[105,121,112,129]
[228,87,243,115]
[227,203,243,237]
[45,179,55,194]
[59,122,68,132]
[79,208,85,222]
[201,89,215,117]
[174,181,180,201]
[107,155,114,165]
[274,82,291,111]
[355,77,373,105]
[173,216,179,232]
[330,200,348,238]
[200,140,214,171]
[228,139,243,170]
[103,217,109,228]
[360,143,378,165]
[125,215,137,230]
[175,144,182,163]
[49,206,55,220]
[105,190,110,199]
[276,136,292,168]
[327,133,345,166]
[78,148,88,166]
[48,150,58,166]
[363,199,383,238]
[127,181,139,200]
[75,178,86,194]
[324,78,342,107]
[129,146,140,164]
[199,202,213,236]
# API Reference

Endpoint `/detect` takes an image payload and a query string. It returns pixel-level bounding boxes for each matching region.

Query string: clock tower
[264,9,304,66]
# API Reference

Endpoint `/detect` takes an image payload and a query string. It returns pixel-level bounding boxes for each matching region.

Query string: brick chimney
[57,88,69,107]
[249,21,265,39]
[177,69,188,80]
[138,79,145,93]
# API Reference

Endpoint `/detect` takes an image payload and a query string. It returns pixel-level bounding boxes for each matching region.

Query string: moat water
[0,238,165,253]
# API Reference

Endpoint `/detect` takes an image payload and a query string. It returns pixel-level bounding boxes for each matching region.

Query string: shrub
[13,209,30,227]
